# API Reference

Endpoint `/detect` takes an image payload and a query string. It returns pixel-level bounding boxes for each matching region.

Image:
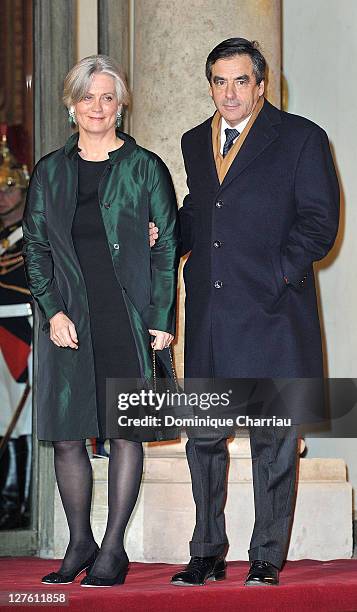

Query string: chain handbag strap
[152,346,179,394]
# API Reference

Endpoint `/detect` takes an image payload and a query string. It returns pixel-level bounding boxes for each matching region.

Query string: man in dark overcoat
[170,38,340,586]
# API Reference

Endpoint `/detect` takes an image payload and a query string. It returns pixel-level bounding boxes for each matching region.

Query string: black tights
[53,438,143,577]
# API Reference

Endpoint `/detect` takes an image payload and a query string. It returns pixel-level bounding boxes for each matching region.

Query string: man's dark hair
[206,38,266,84]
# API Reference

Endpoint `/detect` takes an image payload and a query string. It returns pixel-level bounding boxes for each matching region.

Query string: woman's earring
[68,107,77,125]
[116,112,122,128]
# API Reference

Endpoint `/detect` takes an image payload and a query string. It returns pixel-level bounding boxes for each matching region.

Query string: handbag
[152,347,192,420]
[152,346,179,393]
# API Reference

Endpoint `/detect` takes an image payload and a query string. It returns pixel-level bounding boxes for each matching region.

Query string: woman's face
[74,72,121,136]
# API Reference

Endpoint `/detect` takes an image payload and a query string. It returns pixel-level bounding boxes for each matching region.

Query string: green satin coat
[22,131,180,441]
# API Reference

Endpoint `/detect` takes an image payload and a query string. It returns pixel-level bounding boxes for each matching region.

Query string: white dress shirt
[220,114,252,155]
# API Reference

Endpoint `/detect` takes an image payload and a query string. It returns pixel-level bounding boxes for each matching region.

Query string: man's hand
[149,329,173,350]
[49,311,79,349]
[149,221,159,247]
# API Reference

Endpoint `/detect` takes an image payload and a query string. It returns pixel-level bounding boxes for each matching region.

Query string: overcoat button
[214,280,223,289]
[215,200,223,208]
[213,240,222,248]
[113,243,120,250]
[104,202,111,209]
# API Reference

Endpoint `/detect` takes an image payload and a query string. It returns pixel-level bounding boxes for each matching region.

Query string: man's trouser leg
[186,436,229,557]
[248,426,299,569]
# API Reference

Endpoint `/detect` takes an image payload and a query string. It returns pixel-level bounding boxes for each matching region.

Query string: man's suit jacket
[180,99,339,378]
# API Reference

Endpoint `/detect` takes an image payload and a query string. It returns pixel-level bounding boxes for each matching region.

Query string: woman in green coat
[22,55,180,587]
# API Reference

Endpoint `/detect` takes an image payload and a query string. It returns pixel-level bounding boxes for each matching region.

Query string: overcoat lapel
[218,102,281,193]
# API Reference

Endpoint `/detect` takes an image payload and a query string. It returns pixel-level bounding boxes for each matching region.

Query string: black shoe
[244,560,279,586]
[80,553,129,588]
[41,546,99,584]
[171,556,226,586]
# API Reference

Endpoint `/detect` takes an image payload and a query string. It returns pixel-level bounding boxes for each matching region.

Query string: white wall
[77,0,98,60]
[283,0,357,515]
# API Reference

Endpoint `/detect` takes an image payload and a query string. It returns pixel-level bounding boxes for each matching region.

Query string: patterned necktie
[222,128,240,157]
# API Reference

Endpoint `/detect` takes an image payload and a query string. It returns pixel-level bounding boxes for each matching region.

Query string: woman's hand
[149,329,173,350]
[149,221,159,247]
[49,311,79,349]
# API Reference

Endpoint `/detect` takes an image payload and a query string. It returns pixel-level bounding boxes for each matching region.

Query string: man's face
[209,54,264,126]
[0,187,22,216]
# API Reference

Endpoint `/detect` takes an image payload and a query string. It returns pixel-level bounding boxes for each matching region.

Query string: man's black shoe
[244,560,279,586]
[171,556,226,586]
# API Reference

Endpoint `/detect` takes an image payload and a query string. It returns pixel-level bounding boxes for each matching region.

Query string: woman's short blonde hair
[63,55,130,108]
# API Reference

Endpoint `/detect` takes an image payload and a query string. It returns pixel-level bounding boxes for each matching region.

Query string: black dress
[72,155,141,439]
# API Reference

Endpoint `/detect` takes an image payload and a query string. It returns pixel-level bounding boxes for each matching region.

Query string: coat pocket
[269,249,286,299]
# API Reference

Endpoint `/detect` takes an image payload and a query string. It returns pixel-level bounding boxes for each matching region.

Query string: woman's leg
[53,440,97,573]
[88,438,143,578]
